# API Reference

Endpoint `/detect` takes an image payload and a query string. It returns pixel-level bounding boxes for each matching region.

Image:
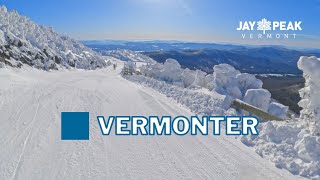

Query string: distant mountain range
[144,47,315,74]
[83,40,320,74]
[81,40,250,51]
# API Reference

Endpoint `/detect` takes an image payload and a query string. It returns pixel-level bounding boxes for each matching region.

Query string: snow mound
[268,102,289,119]
[0,5,108,70]
[237,73,263,94]
[212,64,264,100]
[241,56,320,179]
[134,60,287,119]
[213,64,242,99]
[243,89,271,112]
[140,58,208,87]
[241,121,320,179]
[126,74,232,116]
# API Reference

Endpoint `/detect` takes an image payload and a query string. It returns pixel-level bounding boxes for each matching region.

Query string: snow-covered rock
[0,5,108,70]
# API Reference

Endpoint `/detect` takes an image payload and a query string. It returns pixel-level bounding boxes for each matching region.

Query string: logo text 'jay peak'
[236,18,302,39]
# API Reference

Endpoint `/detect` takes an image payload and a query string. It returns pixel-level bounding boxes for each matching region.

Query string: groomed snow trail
[0,66,301,180]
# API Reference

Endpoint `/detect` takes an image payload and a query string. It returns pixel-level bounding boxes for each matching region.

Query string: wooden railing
[232,99,284,121]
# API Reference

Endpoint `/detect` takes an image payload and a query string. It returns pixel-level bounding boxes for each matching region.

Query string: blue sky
[0,0,319,47]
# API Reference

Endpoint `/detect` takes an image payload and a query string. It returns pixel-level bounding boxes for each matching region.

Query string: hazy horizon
[1,0,319,48]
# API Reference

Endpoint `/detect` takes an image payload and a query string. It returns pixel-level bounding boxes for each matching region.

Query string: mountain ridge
[83,40,320,74]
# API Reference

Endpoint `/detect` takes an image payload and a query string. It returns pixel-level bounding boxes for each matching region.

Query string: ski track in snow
[0,66,302,180]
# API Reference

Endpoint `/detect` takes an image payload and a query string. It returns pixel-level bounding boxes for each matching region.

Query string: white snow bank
[122,56,320,178]
[241,56,320,179]
[122,54,320,178]
[213,65,288,119]
[241,121,320,178]
[132,59,287,119]
[123,57,320,178]
[125,74,234,116]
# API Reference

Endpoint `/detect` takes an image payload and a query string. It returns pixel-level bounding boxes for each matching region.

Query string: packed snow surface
[0,65,298,180]
[0,5,107,70]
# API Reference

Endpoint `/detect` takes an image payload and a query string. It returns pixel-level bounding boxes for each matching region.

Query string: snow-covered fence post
[232,99,283,121]
[297,56,320,136]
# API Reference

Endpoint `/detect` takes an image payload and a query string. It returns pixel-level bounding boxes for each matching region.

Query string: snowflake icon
[257,18,271,34]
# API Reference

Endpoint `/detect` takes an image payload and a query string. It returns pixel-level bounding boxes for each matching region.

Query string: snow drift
[123,56,320,179]
[128,58,288,119]
[241,56,320,179]
[0,5,108,70]
[127,74,232,116]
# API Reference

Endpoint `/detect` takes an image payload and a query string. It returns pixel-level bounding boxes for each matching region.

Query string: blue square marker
[61,112,89,140]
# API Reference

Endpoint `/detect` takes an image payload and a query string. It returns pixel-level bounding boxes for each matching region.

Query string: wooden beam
[232,99,284,121]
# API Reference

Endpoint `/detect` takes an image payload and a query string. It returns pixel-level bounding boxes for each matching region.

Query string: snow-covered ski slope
[0,65,300,180]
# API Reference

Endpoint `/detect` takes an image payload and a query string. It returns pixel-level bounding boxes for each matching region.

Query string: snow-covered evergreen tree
[298,56,320,136]
[0,5,107,70]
